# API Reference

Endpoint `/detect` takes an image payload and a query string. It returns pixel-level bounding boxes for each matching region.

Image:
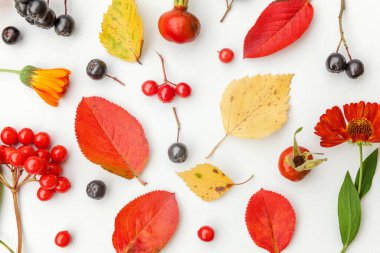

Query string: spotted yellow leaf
[100,0,144,63]
[206,74,293,158]
[177,163,253,202]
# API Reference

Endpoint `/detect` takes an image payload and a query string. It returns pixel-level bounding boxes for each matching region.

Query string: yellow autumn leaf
[100,0,144,63]
[206,74,293,158]
[177,163,253,202]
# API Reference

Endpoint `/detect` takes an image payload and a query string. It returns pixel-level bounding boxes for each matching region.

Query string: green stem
[358,142,364,194]
[341,245,348,253]
[0,240,15,253]
[0,69,21,75]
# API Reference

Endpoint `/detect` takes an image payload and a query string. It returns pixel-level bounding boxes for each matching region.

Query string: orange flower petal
[35,68,71,78]
[35,89,59,107]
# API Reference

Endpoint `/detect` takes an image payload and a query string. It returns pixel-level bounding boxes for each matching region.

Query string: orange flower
[315,101,380,147]
[20,65,70,107]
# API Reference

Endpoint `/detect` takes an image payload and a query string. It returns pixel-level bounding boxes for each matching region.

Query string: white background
[1,0,380,252]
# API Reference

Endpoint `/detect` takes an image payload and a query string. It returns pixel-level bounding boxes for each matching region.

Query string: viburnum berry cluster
[0,126,70,253]
[142,53,192,103]
[14,0,75,36]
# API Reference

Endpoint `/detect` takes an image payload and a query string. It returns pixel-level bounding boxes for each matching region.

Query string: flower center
[346,118,374,138]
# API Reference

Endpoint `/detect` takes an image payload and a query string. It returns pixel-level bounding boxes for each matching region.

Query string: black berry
[27,0,49,20]
[54,15,75,37]
[19,0,30,3]
[86,59,107,80]
[2,27,21,45]
[15,1,28,17]
[86,180,106,200]
[168,143,188,163]
[346,59,364,79]
[326,53,347,73]
[36,9,56,29]
[25,16,36,25]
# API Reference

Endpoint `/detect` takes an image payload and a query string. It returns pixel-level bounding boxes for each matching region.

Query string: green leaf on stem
[355,148,378,199]
[338,172,361,253]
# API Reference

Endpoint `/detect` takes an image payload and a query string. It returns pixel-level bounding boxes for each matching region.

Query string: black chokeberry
[168,143,188,163]
[19,0,30,3]
[346,59,364,79]
[27,0,49,20]
[2,26,21,45]
[86,180,106,200]
[86,59,107,80]
[54,15,75,37]
[326,53,347,73]
[25,16,36,25]
[15,1,28,17]
[36,9,56,29]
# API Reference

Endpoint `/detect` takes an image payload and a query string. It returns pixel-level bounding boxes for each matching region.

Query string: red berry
[219,48,234,63]
[37,187,55,201]
[34,132,51,149]
[55,177,71,193]
[1,127,18,145]
[175,82,192,98]
[24,157,44,174]
[18,128,34,145]
[18,145,36,158]
[36,149,51,162]
[3,147,16,164]
[9,150,26,167]
[37,161,49,175]
[55,231,71,248]
[39,174,58,189]
[158,84,175,103]
[142,80,159,96]
[197,226,215,242]
[51,145,68,163]
[48,163,63,176]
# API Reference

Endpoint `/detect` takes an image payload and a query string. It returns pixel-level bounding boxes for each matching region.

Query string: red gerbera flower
[315,101,380,147]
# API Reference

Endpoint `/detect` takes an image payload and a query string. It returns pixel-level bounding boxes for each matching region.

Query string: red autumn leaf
[75,96,149,185]
[113,191,179,253]
[245,189,296,253]
[244,0,314,58]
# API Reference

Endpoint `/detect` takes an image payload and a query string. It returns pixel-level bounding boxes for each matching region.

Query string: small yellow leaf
[100,0,144,63]
[221,74,293,138]
[177,163,234,202]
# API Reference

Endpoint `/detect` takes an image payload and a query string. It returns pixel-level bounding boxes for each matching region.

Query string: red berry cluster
[0,127,71,201]
[142,80,191,103]
[141,53,192,103]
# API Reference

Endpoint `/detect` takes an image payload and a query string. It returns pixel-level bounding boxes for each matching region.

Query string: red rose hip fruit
[158,1,200,44]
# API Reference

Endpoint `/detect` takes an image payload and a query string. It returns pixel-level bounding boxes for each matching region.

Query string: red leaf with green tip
[75,96,149,184]
[113,191,179,253]
[245,189,296,253]
[244,0,314,58]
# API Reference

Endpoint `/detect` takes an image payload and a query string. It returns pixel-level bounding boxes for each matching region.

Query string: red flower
[315,101,380,147]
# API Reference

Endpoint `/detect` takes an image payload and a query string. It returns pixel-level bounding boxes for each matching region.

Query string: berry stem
[135,175,147,186]
[0,69,21,75]
[106,74,125,86]
[233,174,254,186]
[337,0,352,60]
[157,52,169,84]
[172,107,181,143]
[220,0,235,23]
[0,240,14,253]
[11,190,22,253]
[205,134,229,159]
[64,0,68,15]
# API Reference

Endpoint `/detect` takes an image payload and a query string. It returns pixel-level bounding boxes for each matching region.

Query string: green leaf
[338,172,361,252]
[355,148,378,199]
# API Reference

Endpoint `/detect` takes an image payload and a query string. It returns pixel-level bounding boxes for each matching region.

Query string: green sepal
[19,65,37,86]
[174,0,188,8]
